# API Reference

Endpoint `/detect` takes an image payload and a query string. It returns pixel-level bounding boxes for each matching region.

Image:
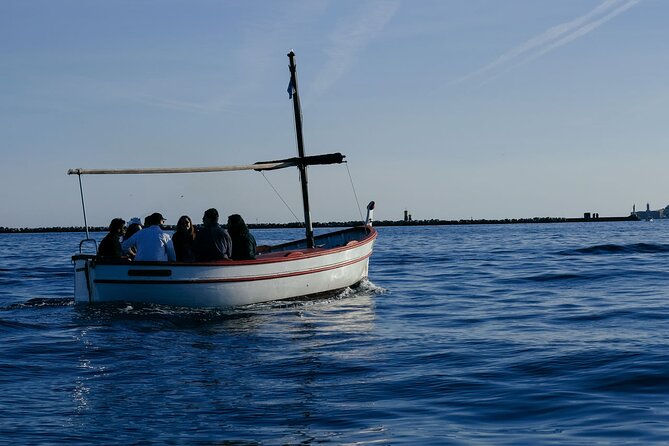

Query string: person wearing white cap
[121,212,176,262]
[122,217,143,260]
[124,217,143,240]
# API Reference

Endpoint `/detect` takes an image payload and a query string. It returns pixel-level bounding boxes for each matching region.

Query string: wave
[352,278,388,295]
[511,268,669,284]
[0,318,49,330]
[502,270,613,283]
[1,297,74,311]
[262,278,387,310]
[522,272,590,282]
[560,243,669,256]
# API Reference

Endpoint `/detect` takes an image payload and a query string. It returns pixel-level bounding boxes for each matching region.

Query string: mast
[288,50,315,249]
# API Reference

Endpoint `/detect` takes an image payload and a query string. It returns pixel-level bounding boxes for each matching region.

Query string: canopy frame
[67,152,345,237]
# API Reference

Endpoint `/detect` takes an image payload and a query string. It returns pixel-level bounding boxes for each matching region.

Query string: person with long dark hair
[227,214,256,260]
[172,215,197,262]
[97,218,126,258]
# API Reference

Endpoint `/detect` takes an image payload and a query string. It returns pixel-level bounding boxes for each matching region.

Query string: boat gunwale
[74,226,377,267]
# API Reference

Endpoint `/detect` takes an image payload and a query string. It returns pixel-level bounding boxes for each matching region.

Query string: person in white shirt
[121,212,176,262]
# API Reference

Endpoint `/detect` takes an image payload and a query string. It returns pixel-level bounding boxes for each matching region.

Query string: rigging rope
[345,162,364,223]
[261,172,302,224]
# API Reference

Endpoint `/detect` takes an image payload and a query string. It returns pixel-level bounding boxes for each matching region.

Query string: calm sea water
[1,222,669,445]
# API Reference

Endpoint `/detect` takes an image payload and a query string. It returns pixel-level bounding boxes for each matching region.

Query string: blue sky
[1,0,667,227]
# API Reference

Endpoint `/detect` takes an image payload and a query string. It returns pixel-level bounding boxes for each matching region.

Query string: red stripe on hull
[95,252,372,285]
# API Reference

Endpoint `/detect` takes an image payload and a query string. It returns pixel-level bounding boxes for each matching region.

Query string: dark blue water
[2,222,669,444]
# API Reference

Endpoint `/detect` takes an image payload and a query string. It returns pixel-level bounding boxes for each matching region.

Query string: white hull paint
[73,226,376,307]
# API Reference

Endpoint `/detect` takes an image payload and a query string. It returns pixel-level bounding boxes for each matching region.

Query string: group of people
[97,208,257,262]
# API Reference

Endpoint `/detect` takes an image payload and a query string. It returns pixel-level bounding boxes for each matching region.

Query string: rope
[261,172,302,224]
[345,163,364,222]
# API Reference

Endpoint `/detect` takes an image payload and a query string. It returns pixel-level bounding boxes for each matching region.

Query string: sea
[1,222,669,445]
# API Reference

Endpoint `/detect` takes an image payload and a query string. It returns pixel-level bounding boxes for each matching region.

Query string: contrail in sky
[451,0,642,86]
[312,0,400,97]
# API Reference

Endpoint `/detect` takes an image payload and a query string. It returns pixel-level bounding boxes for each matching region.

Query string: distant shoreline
[0,215,640,233]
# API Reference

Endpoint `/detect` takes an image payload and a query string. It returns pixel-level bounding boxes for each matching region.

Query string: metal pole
[77,174,90,239]
[288,50,315,249]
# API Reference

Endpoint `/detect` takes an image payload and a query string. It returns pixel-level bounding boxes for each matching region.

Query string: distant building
[633,203,664,220]
[583,212,601,220]
[403,210,412,222]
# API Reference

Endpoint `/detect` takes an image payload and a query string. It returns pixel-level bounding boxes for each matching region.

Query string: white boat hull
[73,226,376,307]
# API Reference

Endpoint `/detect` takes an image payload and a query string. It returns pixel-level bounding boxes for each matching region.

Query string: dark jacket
[230,232,257,260]
[172,230,196,262]
[97,232,123,258]
[193,224,232,261]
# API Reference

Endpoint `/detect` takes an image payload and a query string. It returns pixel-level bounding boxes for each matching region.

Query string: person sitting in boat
[122,217,143,260]
[97,218,126,258]
[121,212,176,262]
[227,214,256,260]
[124,217,143,240]
[172,215,197,262]
[193,208,232,261]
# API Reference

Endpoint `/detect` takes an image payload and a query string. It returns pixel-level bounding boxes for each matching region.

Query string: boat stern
[73,254,96,304]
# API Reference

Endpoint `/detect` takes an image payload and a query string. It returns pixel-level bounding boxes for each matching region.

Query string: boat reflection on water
[72,278,383,335]
[69,281,386,442]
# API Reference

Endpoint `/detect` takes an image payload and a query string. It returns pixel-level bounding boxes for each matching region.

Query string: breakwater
[0,214,639,233]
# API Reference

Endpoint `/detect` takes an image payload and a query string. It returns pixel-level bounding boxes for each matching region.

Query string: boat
[69,51,377,307]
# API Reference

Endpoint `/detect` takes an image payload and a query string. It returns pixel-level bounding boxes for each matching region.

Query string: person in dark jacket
[172,215,197,262]
[227,214,256,260]
[97,218,126,258]
[193,208,232,261]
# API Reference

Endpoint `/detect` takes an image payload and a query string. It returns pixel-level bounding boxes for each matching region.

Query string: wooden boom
[67,153,345,176]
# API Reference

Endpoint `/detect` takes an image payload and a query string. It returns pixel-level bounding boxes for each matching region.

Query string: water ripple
[2,225,669,444]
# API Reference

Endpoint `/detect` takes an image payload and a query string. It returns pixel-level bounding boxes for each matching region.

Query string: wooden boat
[69,51,377,307]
